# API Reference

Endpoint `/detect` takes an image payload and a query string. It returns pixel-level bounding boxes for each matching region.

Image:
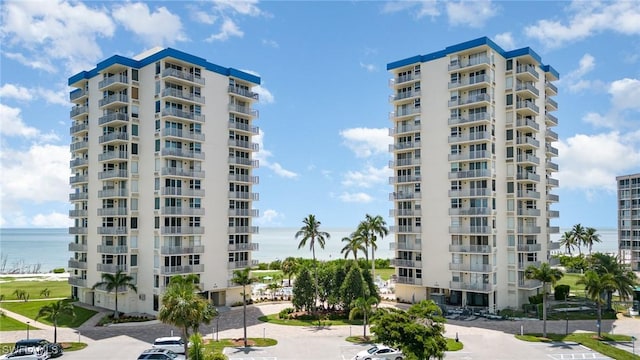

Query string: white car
[353,344,404,360]
[152,336,187,354]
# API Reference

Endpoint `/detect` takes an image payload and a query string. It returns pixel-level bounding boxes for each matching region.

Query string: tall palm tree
[158,274,215,357]
[349,295,379,339]
[577,270,617,337]
[589,253,638,310]
[359,214,389,280]
[351,227,369,262]
[583,227,601,255]
[559,231,574,255]
[35,299,75,343]
[91,269,137,319]
[570,224,586,255]
[232,268,256,348]
[295,214,330,311]
[340,235,366,261]
[524,262,564,338]
[281,257,298,286]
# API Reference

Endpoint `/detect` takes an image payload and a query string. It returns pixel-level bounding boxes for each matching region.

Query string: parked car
[152,336,187,354]
[13,339,62,358]
[137,348,185,360]
[0,346,49,360]
[353,344,404,360]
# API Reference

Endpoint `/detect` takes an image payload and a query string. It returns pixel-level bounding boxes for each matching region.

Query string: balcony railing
[161,108,206,122]
[70,106,88,118]
[448,169,491,179]
[97,245,129,253]
[228,139,259,151]
[447,56,489,71]
[396,276,423,285]
[449,263,494,272]
[161,167,205,178]
[98,75,128,90]
[227,260,259,269]
[545,81,558,94]
[228,243,259,251]
[99,132,129,144]
[97,227,128,235]
[389,89,421,101]
[517,225,541,234]
[449,226,493,234]
[448,188,491,197]
[517,190,541,199]
[161,128,205,141]
[389,175,421,184]
[162,88,205,104]
[546,129,558,141]
[448,207,491,216]
[447,112,490,126]
[395,241,422,251]
[518,261,541,270]
[391,259,421,268]
[390,141,421,151]
[546,97,558,110]
[98,112,129,126]
[228,104,258,117]
[98,188,128,198]
[390,124,420,135]
[228,86,259,100]
[448,93,491,107]
[516,82,539,96]
[546,145,559,156]
[516,65,539,79]
[161,68,205,85]
[449,281,493,292]
[545,113,558,126]
[96,263,128,273]
[70,88,87,102]
[516,100,539,114]
[69,123,88,135]
[546,161,559,171]
[70,141,88,152]
[517,243,541,252]
[98,169,128,180]
[548,210,560,218]
[228,157,259,167]
[161,148,206,160]
[69,174,88,184]
[161,226,205,235]
[390,225,421,233]
[518,279,542,289]
[68,259,87,269]
[228,226,259,234]
[161,187,205,197]
[390,209,422,217]
[69,192,88,201]
[98,151,128,162]
[69,209,87,217]
[228,174,259,184]
[515,118,540,131]
[161,264,205,275]
[228,208,259,217]
[161,207,205,216]
[516,154,540,164]
[70,158,88,168]
[516,171,540,182]
[99,94,129,107]
[547,177,559,187]
[68,277,87,287]
[448,244,492,253]
[228,121,259,134]
[68,242,87,252]
[448,74,490,89]
[390,107,420,118]
[517,208,541,216]
[548,193,559,202]
[392,73,417,85]
[97,208,128,216]
[160,245,205,254]
[228,191,259,200]
[448,131,491,144]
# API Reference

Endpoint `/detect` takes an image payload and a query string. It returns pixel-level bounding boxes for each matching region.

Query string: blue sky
[1,0,639,229]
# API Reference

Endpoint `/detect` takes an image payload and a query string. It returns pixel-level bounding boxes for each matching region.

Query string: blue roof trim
[541,65,560,80]
[387,36,557,78]
[69,48,260,86]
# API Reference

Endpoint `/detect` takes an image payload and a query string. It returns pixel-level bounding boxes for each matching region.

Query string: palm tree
[524,262,564,338]
[295,214,330,312]
[559,231,574,255]
[158,274,215,357]
[91,269,137,320]
[281,257,298,286]
[583,227,601,255]
[577,270,617,337]
[232,268,257,348]
[359,214,389,280]
[589,253,638,310]
[349,296,379,339]
[570,224,586,255]
[340,235,366,261]
[35,299,75,343]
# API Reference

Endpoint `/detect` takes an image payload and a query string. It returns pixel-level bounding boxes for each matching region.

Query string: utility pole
[565,293,569,335]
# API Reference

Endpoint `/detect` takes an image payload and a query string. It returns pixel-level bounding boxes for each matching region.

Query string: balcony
[99,94,129,108]
[228,139,259,151]
[389,175,421,184]
[98,75,128,91]
[161,187,205,197]
[448,112,490,126]
[162,108,205,122]
[69,209,87,217]
[68,259,87,269]
[97,208,128,216]
[518,261,541,270]
[98,169,128,180]
[228,226,259,234]
[545,81,558,96]
[517,208,541,216]
[546,145,559,157]
[548,210,560,218]
[162,88,205,104]
[390,225,421,234]
[545,129,558,141]
[96,263,128,273]
[448,131,491,144]
[68,242,87,252]
[549,226,560,233]
[98,112,129,126]
[160,245,205,255]
[68,277,87,287]
[69,192,88,201]
[448,150,491,162]
[449,226,493,234]
[545,112,559,126]
[448,169,491,179]
[161,226,205,235]
[395,241,422,251]
[516,82,539,97]
[448,74,490,90]
[69,174,88,184]
[517,190,541,199]
[69,123,88,135]
[97,245,129,253]
[228,243,259,251]
[70,158,88,168]
[546,97,558,111]
[448,93,491,108]
[161,167,205,178]
[70,106,88,119]
[229,208,260,217]
[229,121,259,135]
[390,107,420,119]
[228,174,259,184]
[161,68,205,85]
[448,207,492,216]
[546,161,559,172]
[396,276,423,285]
[547,177,559,187]
[518,279,542,289]
[99,132,129,144]
[161,148,206,160]
[70,141,88,152]
[162,128,206,141]
[516,154,540,165]
[389,89,420,102]
[70,88,88,102]
[391,73,417,85]
[97,227,128,235]
[448,188,491,197]
[161,207,205,216]
[547,193,560,202]
[228,191,259,200]
[449,281,493,293]
[515,118,540,131]
[448,56,490,71]
[390,208,422,217]
[517,243,541,252]
[391,259,421,268]
[517,225,541,234]
[390,123,420,135]
[228,157,259,167]
[98,151,128,162]
[516,64,539,80]
[228,104,258,117]
[228,260,260,270]
[516,100,539,115]
[516,136,540,148]
[228,85,259,100]
[449,263,494,273]
[389,192,417,200]
[98,188,128,198]
[390,141,421,151]
[449,244,492,253]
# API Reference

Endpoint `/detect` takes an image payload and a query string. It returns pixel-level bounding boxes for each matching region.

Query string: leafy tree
[577,270,617,337]
[570,224,586,255]
[231,268,256,348]
[589,253,638,310]
[281,257,299,286]
[524,262,563,338]
[292,266,315,311]
[556,254,588,273]
[349,296,379,339]
[188,333,216,360]
[358,214,389,280]
[36,299,75,343]
[295,214,330,312]
[370,300,447,360]
[340,265,366,312]
[340,235,366,261]
[559,231,574,255]
[268,259,282,270]
[267,282,281,300]
[91,269,137,320]
[158,274,216,356]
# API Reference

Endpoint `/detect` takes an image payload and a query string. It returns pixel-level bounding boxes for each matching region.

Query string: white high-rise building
[68,48,260,314]
[387,37,560,311]
[617,173,640,272]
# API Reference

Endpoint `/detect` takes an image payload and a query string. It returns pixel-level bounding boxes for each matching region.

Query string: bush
[555,285,570,300]
[210,353,228,360]
[52,268,66,274]
[528,294,543,305]
[278,307,294,319]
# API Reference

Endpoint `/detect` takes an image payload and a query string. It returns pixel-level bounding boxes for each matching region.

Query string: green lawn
[516,333,639,360]
[259,313,363,326]
[555,273,586,293]
[0,279,71,300]
[375,268,395,281]
[205,338,277,354]
[0,313,40,331]
[0,299,96,328]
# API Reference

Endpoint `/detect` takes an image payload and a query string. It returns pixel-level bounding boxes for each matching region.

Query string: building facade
[617,173,640,272]
[68,48,260,314]
[387,37,560,311]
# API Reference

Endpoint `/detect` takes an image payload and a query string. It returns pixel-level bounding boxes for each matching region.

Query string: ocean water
[0,227,618,273]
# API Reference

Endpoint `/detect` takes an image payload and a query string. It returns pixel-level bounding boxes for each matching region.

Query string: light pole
[564,293,569,335]
[26,321,30,339]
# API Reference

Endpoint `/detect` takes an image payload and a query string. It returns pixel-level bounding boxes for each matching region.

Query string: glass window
[132,124,138,136]
[132,69,138,81]
[155,100,160,113]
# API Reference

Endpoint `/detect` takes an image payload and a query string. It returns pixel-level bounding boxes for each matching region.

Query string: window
[132,124,138,136]
[155,217,160,229]
[155,197,160,210]
[506,147,513,158]
[131,69,139,81]
[155,61,160,74]
[131,87,138,100]
[155,119,160,131]
[506,94,513,106]
[131,105,139,118]
[506,129,513,141]
[155,100,160,113]
[507,182,514,193]
[131,217,138,229]
[155,139,160,152]
[132,143,138,155]
[131,255,138,267]
[506,59,513,71]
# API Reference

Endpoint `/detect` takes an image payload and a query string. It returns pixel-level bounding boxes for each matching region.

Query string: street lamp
[26,321,30,339]
[564,293,569,335]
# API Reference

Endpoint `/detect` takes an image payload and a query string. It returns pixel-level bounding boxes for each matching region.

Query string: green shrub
[554,285,570,300]
[210,353,228,360]
[528,294,543,305]
[278,307,294,319]
[52,268,66,274]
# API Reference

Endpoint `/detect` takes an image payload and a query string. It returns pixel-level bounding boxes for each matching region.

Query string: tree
[583,227,601,255]
[570,224,586,255]
[370,300,447,360]
[231,268,256,348]
[292,266,315,311]
[524,262,563,338]
[281,257,298,286]
[295,214,330,312]
[91,269,137,320]
[158,274,216,357]
[267,282,281,300]
[358,214,389,280]
[340,235,366,261]
[35,300,75,343]
[349,296,379,339]
[340,265,366,312]
[589,253,638,310]
[577,270,617,337]
[559,231,574,255]
[188,333,216,360]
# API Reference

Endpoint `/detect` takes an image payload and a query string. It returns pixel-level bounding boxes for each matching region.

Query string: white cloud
[0,84,69,106]
[359,62,378,72]
[493,32,515,50]
[609,78,640,112]
[31,212,73,228]
[193,11,217,25]
[0,0,115,73]
[557,131,640,191]
[342,165,391,188]
[206,18,244,42]
[213,0,263,17]
[446,0,498,28]
[254,85,275,104]
[112,3,187,46]
[338,192,374,203]
[268,163,298,179]
[255,209,284,226]
[340,127,392,158]
[35,87,68,106]
[563,54,599,93]
[0,104,59,141]
[525,1,640,48]
[382,1,440,18]
[0,84,33,101]
[583,77,640,128]
[262,39,279,48]
[254,130,298,178]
